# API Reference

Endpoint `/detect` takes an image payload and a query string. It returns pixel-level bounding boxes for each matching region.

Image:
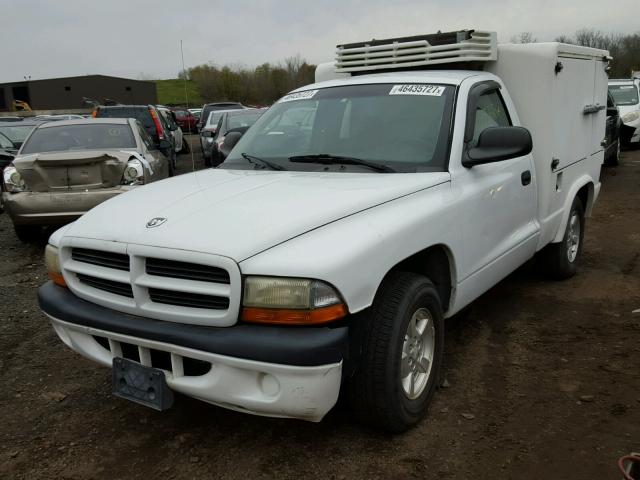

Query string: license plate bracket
[112,357,174,411]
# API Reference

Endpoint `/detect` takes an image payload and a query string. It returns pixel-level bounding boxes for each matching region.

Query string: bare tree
[510,32,537,44]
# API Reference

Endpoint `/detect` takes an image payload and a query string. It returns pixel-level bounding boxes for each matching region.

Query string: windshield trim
[222,82,456,174]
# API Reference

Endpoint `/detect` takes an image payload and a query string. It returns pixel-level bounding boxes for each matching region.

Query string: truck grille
[72,248,130,271]
[61,242,241,327]
[77,274,134,298]
[146,258,229,284]
[148,288,229,310]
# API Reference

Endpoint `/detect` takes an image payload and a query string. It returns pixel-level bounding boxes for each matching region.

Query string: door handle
[521,170,531,186]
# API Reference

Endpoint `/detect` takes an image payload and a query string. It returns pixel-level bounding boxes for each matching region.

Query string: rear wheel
[168,150,176,176]
[605,140,620,166]
[538,196,585,279]
[181,137,191,154]
[348,271,444,432]
[14,225,40,242]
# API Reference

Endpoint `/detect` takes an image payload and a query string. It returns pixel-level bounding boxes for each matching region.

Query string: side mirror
[607,107,618,117]
[219,131,244,158]
[158,139,173,151]
[463,126,532,168]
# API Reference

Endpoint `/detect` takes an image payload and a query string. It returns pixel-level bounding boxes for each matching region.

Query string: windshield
[227,111,264,131]
[21,123,136,154]
[609,85,639,106]
[0,124,36,144]
[97,107,154,129]
[222,83,454,173]
[206,111,223,127]
[0,132,14,149]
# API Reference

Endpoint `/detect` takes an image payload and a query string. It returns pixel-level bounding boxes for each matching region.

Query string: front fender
[239,181,460,314]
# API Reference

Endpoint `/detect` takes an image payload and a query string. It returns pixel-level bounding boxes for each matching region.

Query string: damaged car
[2,118,171,241]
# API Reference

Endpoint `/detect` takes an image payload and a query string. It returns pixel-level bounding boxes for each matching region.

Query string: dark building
[0,75,157,111]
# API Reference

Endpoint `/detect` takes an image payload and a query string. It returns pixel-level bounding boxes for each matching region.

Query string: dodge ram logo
[146,217,167,228]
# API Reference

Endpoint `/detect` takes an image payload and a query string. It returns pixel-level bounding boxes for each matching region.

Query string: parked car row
[2,112,174,241]
[0,98,264,240]
[199,107,265,166]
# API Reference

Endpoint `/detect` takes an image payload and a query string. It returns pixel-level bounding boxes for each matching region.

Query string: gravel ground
[0,138,638,479]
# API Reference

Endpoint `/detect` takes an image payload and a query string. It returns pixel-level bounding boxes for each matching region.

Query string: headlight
[121,159,144,185]
[3,165,26,193]
[622,111,640,123]
[45,245,66,287]
[241,276,347,325]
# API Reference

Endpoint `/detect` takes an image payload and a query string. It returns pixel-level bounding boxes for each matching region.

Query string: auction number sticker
[389,84,445,96]
[279,89,318,102]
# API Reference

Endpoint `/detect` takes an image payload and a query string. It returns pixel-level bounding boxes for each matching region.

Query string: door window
[472,90,512,145]
[136,121,155,149]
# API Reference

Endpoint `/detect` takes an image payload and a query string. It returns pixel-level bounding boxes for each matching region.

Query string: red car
[171,108,197,134]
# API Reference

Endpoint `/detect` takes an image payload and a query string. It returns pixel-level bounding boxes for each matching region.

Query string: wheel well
[577,183,593,216]
[390,245,454,313]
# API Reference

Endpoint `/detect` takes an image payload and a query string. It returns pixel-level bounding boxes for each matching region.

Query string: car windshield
[206,112,223,127]
[0,132,14,149]
[21,123,136,154]
[97,107,155,129]
[222,83,454,173]
[609,85,639,106]
[0,124,37,144]
[227,111,264,131]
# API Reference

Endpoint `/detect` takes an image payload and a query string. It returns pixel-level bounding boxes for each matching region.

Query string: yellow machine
[12,100,32,112]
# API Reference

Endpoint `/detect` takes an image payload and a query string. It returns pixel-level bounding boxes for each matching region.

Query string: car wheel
[348,271,444,432]
[605,141,620,166]
[14,225,41,242]
[168,152,176,177]
[181,137,191,154]
[537,196,585,279]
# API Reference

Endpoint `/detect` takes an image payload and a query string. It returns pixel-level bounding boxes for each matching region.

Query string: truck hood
[64,168,450,261]
[14,150,130,192]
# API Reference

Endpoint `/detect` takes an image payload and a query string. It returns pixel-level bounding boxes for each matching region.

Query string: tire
[181,137,191,154]
[14,225,40,242]
[605,141,620,166]
[538,196,585,279]
[168,152,176,177]
[348,271,444,432]
[202,149,211,167]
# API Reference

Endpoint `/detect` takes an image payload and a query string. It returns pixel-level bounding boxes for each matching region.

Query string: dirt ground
[0,138,638,480]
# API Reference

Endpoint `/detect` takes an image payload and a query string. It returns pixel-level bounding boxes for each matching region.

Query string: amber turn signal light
[241,303,347,326]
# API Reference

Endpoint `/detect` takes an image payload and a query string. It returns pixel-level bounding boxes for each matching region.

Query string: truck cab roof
[307,69,485,91]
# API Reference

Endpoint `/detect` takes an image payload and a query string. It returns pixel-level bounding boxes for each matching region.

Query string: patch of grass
[155,79,203,107]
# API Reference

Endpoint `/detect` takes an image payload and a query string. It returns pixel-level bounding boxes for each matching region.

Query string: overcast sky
[2,0,638,83]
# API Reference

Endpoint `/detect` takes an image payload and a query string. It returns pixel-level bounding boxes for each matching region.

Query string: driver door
[456,83,538,288]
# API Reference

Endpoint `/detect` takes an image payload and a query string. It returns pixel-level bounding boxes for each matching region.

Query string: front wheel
[168,150,177,176]
[348,271,444,432]
[14,224,41,242]
[537,196,585,279]
[181,137,191,154]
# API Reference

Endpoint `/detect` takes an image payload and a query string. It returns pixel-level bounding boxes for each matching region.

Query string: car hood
[64,168,450,261]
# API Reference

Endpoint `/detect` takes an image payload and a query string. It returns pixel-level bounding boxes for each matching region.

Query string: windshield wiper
[241,152,286,171]
[288,154,396,173]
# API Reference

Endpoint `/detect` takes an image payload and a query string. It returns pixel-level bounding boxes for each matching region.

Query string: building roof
[0,74,155,87]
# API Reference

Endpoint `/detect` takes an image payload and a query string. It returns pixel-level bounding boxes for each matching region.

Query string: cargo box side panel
[486,43,557,234]
[487,43,607,247]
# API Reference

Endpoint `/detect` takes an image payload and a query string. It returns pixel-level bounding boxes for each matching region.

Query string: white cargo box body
[486,43,609,246]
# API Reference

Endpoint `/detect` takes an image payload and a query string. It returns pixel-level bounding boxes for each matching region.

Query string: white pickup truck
[38,31,609,431]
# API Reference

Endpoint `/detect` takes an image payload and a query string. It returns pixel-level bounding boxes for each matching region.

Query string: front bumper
[39,282,347,421]
[2,187,130,225]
